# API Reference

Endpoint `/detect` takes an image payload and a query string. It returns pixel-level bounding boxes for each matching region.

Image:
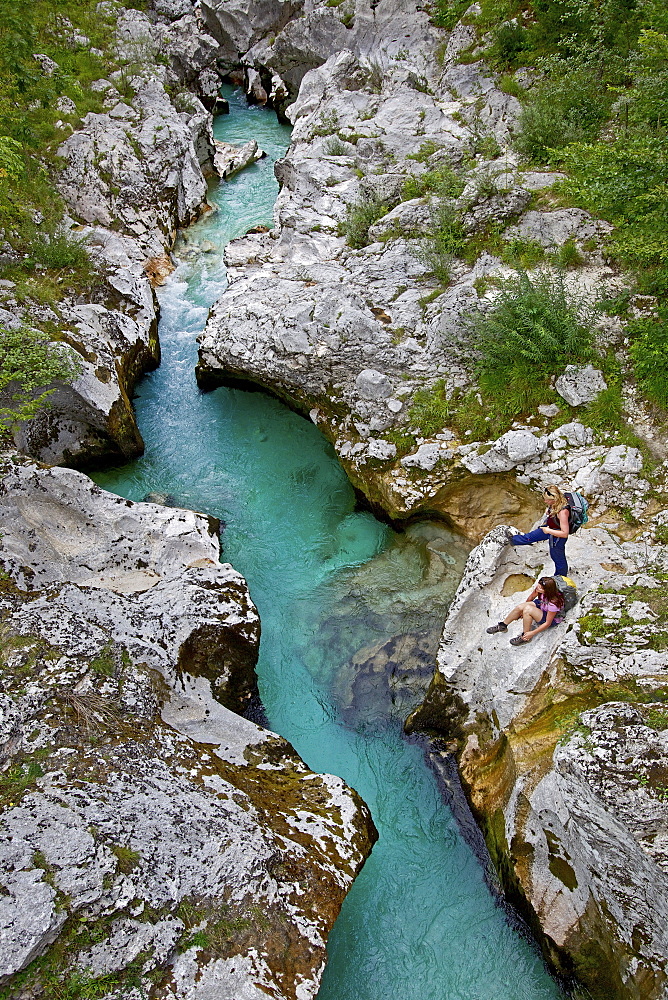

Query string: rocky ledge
[196,0,666,539]
[0,460,376,1000]
[407,522,668,1000]
[12,5,235,468]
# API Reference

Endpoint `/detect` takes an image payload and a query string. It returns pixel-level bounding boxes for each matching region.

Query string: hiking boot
[486,622,508,634]
[510,635,531,646]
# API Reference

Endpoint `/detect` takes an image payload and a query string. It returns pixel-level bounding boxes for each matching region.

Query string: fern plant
[470,270,594,376]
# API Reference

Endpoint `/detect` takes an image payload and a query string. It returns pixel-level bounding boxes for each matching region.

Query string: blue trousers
[511,528,568,577]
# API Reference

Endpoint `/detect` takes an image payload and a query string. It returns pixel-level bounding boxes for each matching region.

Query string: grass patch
[402,163,465,201]
[338,198,387,248]
[110,845,140,875]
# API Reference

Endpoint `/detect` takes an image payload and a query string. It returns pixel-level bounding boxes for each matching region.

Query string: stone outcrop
[14,5,225,468]
[406,522,668,999]
[0,459,376,1000]
[12,228,160,468]
[195,0,667,538]
[213,138,266,179]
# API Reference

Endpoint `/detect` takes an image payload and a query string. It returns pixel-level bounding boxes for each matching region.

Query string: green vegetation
[402,162,465,200]
[404,272,598,440]
[110,845,141,875]
[646,707,668,731]
[0,325,81,437]
[419,202,466,283]
[471,269,593,394]
[338,198,387,248]
[325,136,348,156]
[0,753,46,808]
[426,2,668,421]
[579,582,668,652]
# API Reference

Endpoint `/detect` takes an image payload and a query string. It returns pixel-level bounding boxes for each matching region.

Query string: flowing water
[94,87,566,1000]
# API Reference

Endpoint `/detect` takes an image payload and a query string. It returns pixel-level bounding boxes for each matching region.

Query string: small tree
[0,325,81,435]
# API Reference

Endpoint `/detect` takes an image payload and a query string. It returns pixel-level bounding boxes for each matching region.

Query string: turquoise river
[94,87,567,1000]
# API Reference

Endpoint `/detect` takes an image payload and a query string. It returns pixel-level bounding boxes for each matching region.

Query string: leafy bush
[501,237,546,268]
[469,270,594,374]
[408,380,452,437]
[0,325,81,433]
[325,136,348,156]
[420,202,466,284]
[429,0,471,30]
[485,22,531,69]
[627,310,668,409]
[338,198,386,248]
[514,65,611,163]
[27,232,92,272]
[402,164,464,200]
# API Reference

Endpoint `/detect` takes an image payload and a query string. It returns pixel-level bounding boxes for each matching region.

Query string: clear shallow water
[94,87,566,1000]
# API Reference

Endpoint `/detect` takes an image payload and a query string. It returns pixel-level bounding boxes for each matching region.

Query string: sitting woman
[486,577,565,646]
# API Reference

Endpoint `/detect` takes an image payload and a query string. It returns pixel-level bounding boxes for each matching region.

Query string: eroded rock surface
[407,521,668,999]
[196,0,667,538]
[15,6,226,467]
[0,460,376,1000]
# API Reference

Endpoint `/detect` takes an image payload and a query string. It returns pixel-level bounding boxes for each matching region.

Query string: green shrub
[408,380,452,437]
[406,140,441,163]
[582,384,624,431]
[338,198,386,248]
[419,202,466,284]
[310,111,340,137]
[27,232,92,272]
[428,0,471,30]
[485,22,531,70]
[498,73,523,97]
[325,136,348,156]
[501,237,546,268]
[469,270,594,373]
[401,164,464,200]
[553,239,584,269]
[0,325,81,434]
[514,66,611,163]
[627,309,668,409]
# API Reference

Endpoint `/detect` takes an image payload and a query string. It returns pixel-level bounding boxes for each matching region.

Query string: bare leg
[503,602,537,626]
[522,603,542,635]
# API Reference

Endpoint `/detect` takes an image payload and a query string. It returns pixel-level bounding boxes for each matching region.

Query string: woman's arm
[542,508,570,538]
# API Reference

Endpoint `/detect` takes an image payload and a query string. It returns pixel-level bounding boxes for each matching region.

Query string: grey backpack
[554,575,578,612]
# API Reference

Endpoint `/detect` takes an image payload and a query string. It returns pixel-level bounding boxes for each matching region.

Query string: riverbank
[2,1,668,998]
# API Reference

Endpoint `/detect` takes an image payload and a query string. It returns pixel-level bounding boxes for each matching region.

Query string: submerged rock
[0,459,376,1000]
[213,138,266,179]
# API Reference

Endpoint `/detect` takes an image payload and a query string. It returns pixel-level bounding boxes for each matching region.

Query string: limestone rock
[555,364,608,406]
[0,459,376,999]
[57,74,212,255]
[14,226,160,467]
[213,138,266,179]
[408,521,668,999]
[504,208,613,249]
[460,429,548,474]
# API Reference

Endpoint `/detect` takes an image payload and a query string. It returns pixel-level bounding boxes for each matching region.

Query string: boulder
[461,429,548,474]
[56,76,212,255]
[213,138,266,179]
[555,364,608,406]
[13,226,160,467]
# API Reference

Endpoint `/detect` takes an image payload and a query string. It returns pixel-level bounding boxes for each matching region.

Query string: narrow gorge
[1,2,667,1000]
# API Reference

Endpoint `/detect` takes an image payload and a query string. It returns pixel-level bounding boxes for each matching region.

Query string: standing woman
[510,484,570,576]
